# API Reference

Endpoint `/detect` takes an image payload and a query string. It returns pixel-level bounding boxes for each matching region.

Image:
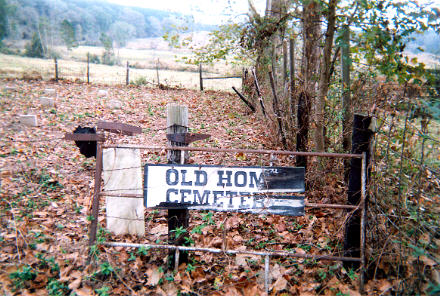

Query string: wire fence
[368,99,440,294]
[0,53,242,91]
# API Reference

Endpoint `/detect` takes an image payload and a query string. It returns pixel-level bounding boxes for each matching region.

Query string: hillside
[3,0,213,46]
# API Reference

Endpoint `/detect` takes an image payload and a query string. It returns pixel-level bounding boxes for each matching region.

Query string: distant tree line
[0,0,213,60]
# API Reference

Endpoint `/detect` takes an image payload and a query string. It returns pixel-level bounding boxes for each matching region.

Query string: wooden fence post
[88,140,103,263]
[54,57,58,82]
[344,114,373,270]
[126,61,129,85]
[87,53,90,84]
[156,58,160,86]
[199,64,204,91]
[167,104,190,267]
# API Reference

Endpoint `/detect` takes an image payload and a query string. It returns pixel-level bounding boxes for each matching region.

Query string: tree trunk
[297,0,320,166]
[315,0,337,152]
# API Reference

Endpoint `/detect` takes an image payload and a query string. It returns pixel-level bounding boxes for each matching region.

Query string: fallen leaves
[146,266,163,286]
[0,79,382,295]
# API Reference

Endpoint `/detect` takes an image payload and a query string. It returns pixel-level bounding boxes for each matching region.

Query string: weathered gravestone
[103,147,145,235]
[39,97,55,108]
[98,89,108,97]
[107,99,122,109]
[19,115,38,127]
[45,88,56,96]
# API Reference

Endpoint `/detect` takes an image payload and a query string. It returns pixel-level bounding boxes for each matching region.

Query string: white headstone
[45,88,56,95]
[19,115,38,127]
[39,97,55,108]
[102,148,145,236]
[107,99,122,109]
[98,89,108,97]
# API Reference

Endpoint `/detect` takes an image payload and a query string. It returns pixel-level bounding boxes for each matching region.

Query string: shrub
[25,33,44,58]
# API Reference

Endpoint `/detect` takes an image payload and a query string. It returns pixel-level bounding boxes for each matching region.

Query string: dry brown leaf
[68,277,82,290]
[149,224,168,235]
[271,276,288,293]
[146,266,163,286]
[378,279,393,293]
[74,285,94,296]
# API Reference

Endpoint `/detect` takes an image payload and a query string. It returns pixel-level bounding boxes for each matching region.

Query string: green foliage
[427,282,440,295]
[133,76,148,85]
[88,53,100,64]
[170,226,187,239]
[137,246,149,256]
[9,265,37,290]
[0,0,8,46]
[60,19,76,50]
[99,33,115,65]
[47,279,69,296]
[164,23,255,66]
[352,1,439,84]
[97,262,115,276]
[25,32,44,58]
[95,285,110,296]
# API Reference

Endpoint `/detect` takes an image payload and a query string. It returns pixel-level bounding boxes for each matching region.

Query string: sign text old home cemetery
[144,164,305,216]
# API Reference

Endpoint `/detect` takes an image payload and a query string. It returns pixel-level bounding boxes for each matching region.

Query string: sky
[105,0,267,25]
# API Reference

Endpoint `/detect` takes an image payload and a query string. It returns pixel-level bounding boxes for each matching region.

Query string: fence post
[167,104,190,267]
[87,140,103,263]
[156,58,160,86]
[199,64,204,91]
[344,114,373,270]
[54,57,58,82]
[87,53,90,84]
[126,61,129,85]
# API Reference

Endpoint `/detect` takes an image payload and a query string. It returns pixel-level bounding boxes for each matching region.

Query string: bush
[101,50,116,65]
[89,53,100,64]
[25,33,44,58]
[133,76,148,85]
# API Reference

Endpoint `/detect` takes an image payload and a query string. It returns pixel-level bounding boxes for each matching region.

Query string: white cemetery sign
[144,164,305,216]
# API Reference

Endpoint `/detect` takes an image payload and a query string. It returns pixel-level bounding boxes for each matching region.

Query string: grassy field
[0,44,243,91]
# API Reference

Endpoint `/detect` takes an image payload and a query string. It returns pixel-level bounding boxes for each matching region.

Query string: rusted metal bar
[99,193,143,198]
[97,121,142,136]
[166,133,211,144]
[88,141,103,263]
[252,68,266,117]
[232,86,256,112]
[265,255,270,294]
[306,202,358,210]
[103,241,362,262]
[64,133,105,141]
[102,144,363,159]
[99,193,356,211]
[359,152,367,293]
[202,76,242,80]
[174,249,180,272]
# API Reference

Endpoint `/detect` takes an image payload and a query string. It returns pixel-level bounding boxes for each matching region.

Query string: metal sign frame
[89,144,367,293]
